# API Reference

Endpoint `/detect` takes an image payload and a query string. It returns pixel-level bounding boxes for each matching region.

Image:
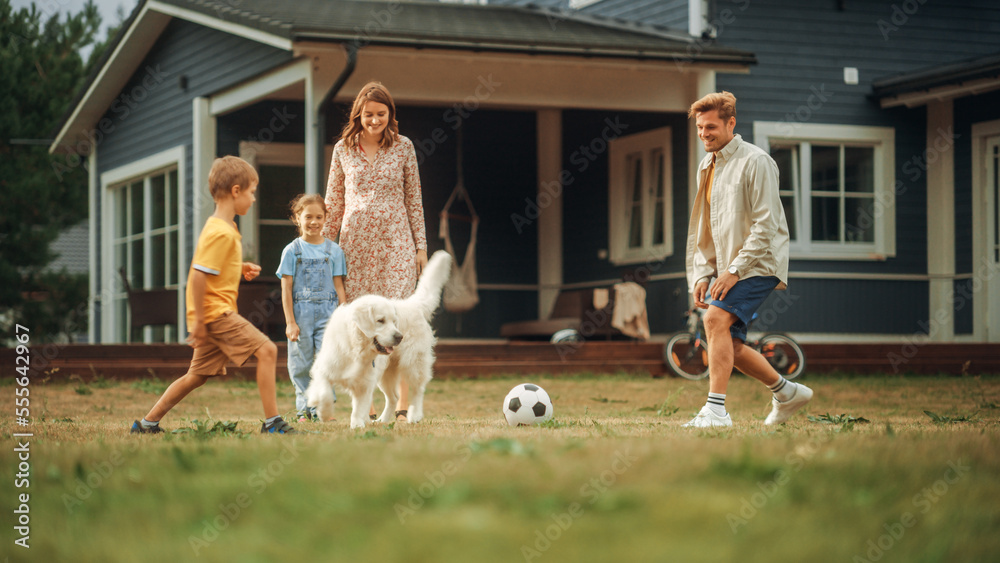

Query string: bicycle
[663,307,806,380]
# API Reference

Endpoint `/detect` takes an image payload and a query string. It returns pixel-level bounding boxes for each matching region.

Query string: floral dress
[322,135,427,301]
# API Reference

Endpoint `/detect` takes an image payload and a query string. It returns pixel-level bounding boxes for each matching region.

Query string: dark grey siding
[756,279,928,334]
[93,19,292,340]
[575,0,1000,334]
[708,0,1000,334]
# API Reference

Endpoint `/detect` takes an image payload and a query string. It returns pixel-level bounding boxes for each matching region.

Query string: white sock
[769,377,797,402]
[264,415,281,426]
[140,418,159,429]
[706,393,726,416]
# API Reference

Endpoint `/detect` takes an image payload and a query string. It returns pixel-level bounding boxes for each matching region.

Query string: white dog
[307,250,452,428]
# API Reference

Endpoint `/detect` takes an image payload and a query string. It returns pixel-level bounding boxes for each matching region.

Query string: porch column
[926,99,955,341]
[537,109,563,319]
[305,64,322,195]
[192,97,216,233]
[191,96,216,334]
[88,149,98,343]
[688,71,715,210]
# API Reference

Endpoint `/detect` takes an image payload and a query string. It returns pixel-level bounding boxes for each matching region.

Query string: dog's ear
[353,302,377,338]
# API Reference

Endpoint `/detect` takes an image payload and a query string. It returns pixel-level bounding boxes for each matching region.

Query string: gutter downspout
[316,42,358,193]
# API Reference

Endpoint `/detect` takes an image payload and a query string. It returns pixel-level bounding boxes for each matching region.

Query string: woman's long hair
[339,82,399,150]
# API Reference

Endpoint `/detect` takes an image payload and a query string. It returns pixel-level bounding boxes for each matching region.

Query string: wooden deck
[2,341,999,381]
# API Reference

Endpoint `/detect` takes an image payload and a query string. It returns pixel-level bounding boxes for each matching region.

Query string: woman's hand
[415,249,428,277]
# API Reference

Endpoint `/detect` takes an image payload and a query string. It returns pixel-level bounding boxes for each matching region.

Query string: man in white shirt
[682,91,813,428]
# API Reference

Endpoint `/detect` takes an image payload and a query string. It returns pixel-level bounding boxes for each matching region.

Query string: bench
[500,288,624,341]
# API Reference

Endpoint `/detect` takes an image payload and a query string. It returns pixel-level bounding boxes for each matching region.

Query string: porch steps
[2,342,998,382]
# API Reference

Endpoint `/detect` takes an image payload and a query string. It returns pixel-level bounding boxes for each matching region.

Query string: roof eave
[872,53,1000,108]
[876,75,1000,109]
[291,31,756,67]
[49,0,294,155]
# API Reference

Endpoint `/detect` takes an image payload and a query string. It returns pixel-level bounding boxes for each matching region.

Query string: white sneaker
[764,383,814,425]
[682,406,733,428]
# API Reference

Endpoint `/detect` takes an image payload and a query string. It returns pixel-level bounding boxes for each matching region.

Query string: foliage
[130,376,169,395]
[808,412,871,431]
[807,413,871,425]
[171,418,246,438]
[0,0,120,343]
[923,410,977,424]
[10,374,1000,563]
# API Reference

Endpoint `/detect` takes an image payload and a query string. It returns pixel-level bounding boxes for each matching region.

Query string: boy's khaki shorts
[188,311,272,376]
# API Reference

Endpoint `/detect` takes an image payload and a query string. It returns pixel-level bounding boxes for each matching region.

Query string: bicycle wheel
[757,333,806,380]
[664,332,710,380]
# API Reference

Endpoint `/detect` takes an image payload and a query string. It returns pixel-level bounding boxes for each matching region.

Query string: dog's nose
[393,332,403,345]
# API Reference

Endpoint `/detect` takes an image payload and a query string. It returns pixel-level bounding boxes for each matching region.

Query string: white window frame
[100,146,187,343]
[754,122,896,260]
[608,126,673,265]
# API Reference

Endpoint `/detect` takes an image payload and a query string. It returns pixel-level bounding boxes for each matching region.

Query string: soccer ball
[550,329,583,344]
[502,383,553,426]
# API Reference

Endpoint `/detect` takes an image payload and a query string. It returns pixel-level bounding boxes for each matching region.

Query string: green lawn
[3,373,999,563]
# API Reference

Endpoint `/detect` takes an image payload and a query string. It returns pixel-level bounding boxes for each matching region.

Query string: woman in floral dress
[323,82,428,421]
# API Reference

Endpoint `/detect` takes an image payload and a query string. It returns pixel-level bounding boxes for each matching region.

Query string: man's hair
[208,156,258,200]
[688,91,737,121]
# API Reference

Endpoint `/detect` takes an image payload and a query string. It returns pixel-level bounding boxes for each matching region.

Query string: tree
[0,0,115,343]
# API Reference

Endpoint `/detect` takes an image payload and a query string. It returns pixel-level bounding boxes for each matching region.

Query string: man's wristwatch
[728,265,739,277]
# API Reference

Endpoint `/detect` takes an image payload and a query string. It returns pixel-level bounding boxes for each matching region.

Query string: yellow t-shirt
[186,217,242,326]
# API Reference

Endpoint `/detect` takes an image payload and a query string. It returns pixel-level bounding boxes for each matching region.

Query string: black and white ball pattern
[502,383,553,426]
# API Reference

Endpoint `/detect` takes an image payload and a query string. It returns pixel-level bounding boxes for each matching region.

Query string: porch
[6,341,999,382]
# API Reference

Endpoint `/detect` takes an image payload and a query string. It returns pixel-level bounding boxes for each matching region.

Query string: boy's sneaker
[764,383,814,425]
[260,417,296,434]
[682,406,733,428]
[130,420,163,434]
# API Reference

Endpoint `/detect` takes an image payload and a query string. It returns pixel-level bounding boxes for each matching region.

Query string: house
[51,0,755,344]
[52,0,1000,346]
[491,0,1000,344]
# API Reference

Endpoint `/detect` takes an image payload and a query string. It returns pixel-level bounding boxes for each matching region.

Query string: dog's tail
[407,250,453,321]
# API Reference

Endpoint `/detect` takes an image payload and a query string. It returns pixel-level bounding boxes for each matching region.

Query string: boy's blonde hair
[688,91,737,121]
[288,193,327,236]
[208,156,258,200]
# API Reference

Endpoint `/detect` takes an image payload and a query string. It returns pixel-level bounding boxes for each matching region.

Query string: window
[754,122,895,259]
[608,126,672,264]
[254,165,302,274]
[239,143,333,275]
[110,167,181,343]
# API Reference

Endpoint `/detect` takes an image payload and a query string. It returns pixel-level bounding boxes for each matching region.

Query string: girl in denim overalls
[277,194,347,421]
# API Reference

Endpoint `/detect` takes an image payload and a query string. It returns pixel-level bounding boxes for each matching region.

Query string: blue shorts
[710,276,780,342]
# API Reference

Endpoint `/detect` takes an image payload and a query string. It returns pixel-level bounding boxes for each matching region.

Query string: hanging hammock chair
[439,128,480,314]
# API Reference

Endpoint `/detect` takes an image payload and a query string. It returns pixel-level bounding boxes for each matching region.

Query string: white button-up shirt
[685,134,790,293]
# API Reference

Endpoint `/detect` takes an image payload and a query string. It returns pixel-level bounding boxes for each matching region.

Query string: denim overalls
[288,238,339,415]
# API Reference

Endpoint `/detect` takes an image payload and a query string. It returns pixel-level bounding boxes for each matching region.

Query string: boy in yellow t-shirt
[131,156,295,435]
